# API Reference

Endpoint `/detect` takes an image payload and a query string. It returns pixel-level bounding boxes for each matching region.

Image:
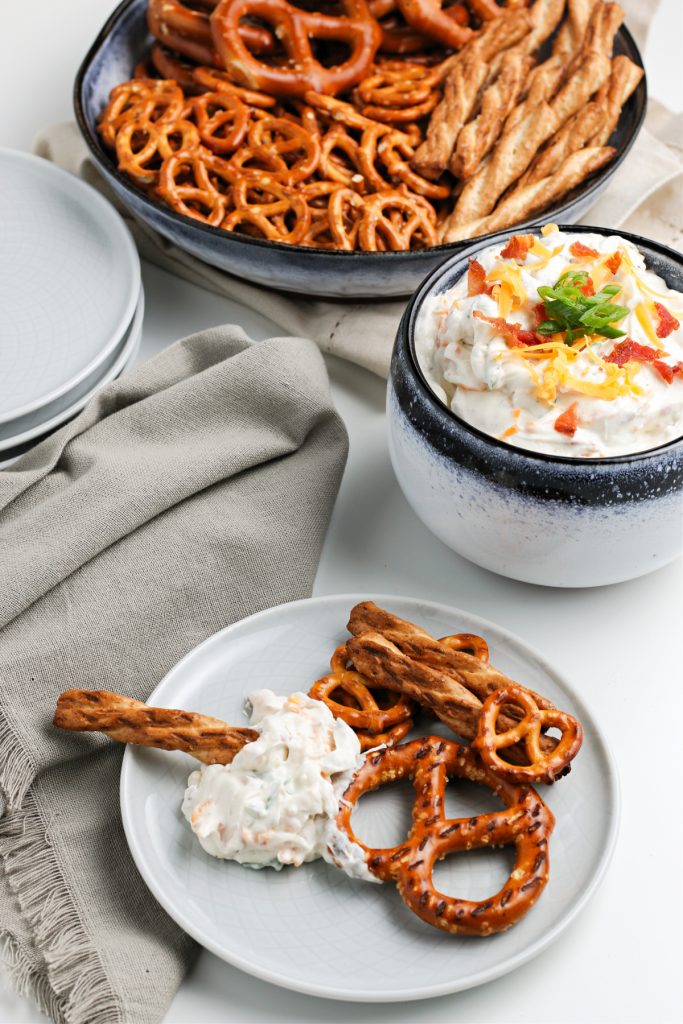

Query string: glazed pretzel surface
[210,0,382,98]
[336,736,554,934]
[53,689,257,765]
[310,643,414,749]
[474,684,584,784]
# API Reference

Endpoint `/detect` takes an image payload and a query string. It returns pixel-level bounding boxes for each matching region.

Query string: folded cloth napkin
[0,328,348,1024]
[33,0,682,379]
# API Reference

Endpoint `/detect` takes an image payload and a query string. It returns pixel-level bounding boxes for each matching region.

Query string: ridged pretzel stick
[411,7,530,180]
[449,49,534,178]
[552,0,598,56]
[347,601,554,711]
[521,55,642,185]
[439,99,560,238]
[588,53,644,145]
[473,144,615,237]
[54,689,257,765]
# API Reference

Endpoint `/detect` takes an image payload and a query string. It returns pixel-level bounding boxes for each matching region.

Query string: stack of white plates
[0,149,142,465]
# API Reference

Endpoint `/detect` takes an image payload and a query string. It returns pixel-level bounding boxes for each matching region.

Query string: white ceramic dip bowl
[387,225,683,587]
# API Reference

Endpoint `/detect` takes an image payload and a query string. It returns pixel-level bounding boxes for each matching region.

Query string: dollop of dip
[415,226,683,457]
[181,690,377,882]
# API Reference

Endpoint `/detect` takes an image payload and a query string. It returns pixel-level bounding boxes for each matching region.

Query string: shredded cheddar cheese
[635,301,660,346]
[487,262,527,315]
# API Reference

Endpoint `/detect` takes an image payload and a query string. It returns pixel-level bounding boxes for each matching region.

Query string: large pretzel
[474,684,584,785]
[336,737,554,935]
[310,643,414,748]
[148,0,277,65]
[210,0,382,98]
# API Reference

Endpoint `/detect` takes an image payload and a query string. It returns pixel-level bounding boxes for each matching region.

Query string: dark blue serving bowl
[74,0,647,298]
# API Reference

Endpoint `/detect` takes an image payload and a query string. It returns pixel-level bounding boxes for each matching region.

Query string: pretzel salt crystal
[336,737,555,934]
[210,0,381,99]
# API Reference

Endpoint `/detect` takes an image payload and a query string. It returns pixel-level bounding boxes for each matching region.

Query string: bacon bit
[653,360,683,384]
[579,276,595,297]
[500,234,535,260]
[531,302,547,326]
[604,339,664,367]
[554,402,579,437]
[569,241,599,259]
[653,301,680,339]
[472,310,537,347]
[467,258,492,296]
[605,252,622,275]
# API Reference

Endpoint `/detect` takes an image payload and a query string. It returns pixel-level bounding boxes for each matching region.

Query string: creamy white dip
[182,689,377,882]
[415,227,683,457]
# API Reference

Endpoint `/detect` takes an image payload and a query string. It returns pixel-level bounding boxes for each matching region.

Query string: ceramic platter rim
[0,286,144,453]
[0,148,140,423]
[120,593,620,1002]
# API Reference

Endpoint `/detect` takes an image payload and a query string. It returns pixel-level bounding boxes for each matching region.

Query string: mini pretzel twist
[473,684,584,785]
[157,150,229,225]
[115,119,201,185]
[358,189,437,250]
[310,643,414,749]
[210,0,382,99]
[224,176,312,243]
[336,736,554,935]
[98,79,185,148]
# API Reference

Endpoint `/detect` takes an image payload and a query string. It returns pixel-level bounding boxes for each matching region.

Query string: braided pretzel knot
[336,737,554,935]
[474,684,583,785]
[395,0,474,49]
[310,644,414,750]
[210,0,382,99]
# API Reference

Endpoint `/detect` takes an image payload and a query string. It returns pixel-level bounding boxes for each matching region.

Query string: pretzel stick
[588,54,644,145]
[347,601,555,711]
[412,8,530,180]
[464,145,615,238]
[449,50,534,178]
[552,0,597,56]
[53,689,257,765]
[521,53,640,184]
[346,632,559,760]
[440,99,559,234]
[524,0,568,53]
[505,55,566,132]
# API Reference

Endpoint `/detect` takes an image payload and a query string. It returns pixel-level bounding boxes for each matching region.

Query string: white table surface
[1,2,682,1022]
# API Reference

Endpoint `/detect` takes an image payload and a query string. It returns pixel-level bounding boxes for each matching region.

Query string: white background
[1,1,682,1021]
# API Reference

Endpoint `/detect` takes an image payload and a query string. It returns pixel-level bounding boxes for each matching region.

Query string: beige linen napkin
[34,0,682,379]
[0,328,348,1023]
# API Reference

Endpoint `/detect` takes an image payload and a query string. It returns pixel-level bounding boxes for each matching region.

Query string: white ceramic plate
[121,594,619,1002]
[0,149,140,423]
[0,287,144,454]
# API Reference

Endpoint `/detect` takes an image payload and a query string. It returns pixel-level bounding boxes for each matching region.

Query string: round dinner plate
[0,287,144,454]
[0,149,140,423]
[121,594,619,1002]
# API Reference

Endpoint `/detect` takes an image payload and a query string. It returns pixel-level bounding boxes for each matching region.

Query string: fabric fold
[0,327,348,1023]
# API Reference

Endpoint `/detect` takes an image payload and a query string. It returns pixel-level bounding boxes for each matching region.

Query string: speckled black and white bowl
[388,225,683,587]
[74,0,646,299]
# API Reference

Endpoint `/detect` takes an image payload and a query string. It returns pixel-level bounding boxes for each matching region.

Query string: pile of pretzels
[97,0,639,251]
[314,600,584,935]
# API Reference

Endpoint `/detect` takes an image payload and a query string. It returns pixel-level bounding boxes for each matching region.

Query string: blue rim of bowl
[400,223,683,467]
[73,0,647,262]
